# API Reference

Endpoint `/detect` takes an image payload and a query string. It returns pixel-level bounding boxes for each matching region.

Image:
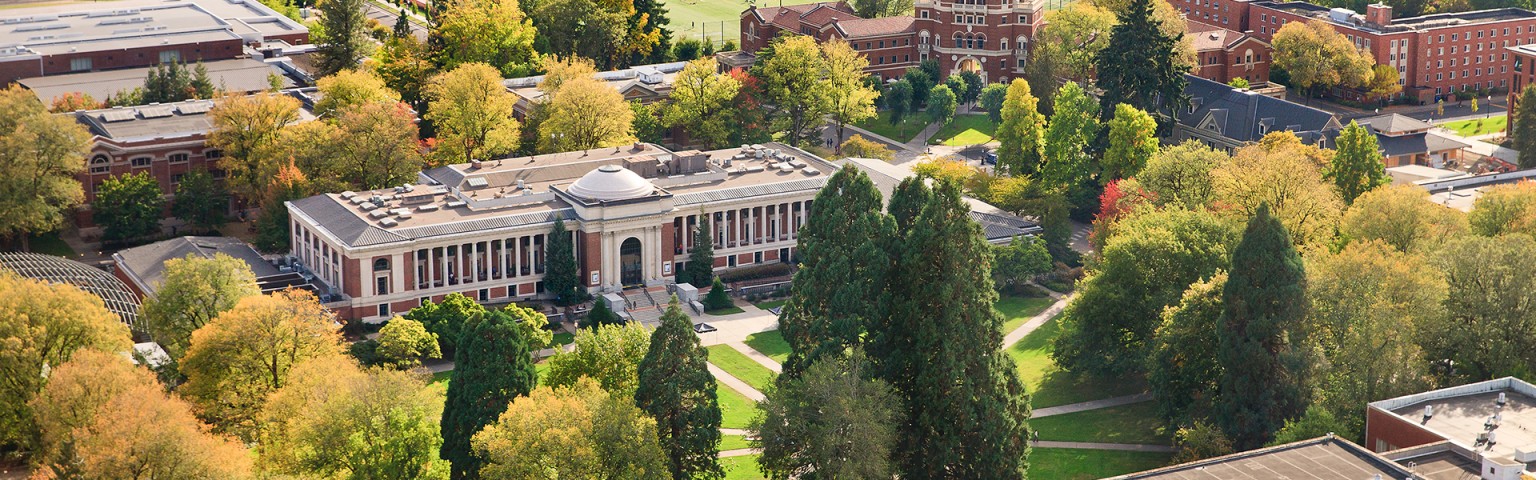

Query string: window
[89,155,110,174]
[158,50,180,63]
[69,57,91,72]
[879,40,885,48]
[478,288,489,302]
[920,10,929,18]
[377,276,389,296]
[171,173,185,186]
[131,157,152,168]
[374,258,390,271]
[378,304,390,317]
[1018,15,1027,23]
[168,153,189,164]
[204,149,223,159]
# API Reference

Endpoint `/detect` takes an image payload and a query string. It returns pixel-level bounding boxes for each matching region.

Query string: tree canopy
[635,297,723,480]
[440,309,539,479]
[92,171,164,242]
[474,378,669,479]
[425,63,522,164]
[140,253,261,360]
[0,86,92,249]
[1271,21,1375,95]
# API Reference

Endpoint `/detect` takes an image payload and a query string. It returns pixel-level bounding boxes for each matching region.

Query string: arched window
[89,154,110,174]
[374,258,390,271]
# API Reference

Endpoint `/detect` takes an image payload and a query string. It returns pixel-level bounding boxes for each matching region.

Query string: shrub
[704,277,733,311]
[717,262,793,283]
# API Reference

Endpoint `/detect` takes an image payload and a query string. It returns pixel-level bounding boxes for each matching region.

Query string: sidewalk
[727,341,782,373]
[708,363,765,402]
[1001,293,1074,347]
[1033,441,1175,453]
[1032,393,1154,418]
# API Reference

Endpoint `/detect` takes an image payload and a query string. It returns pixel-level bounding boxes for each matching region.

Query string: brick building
[741,0,1045,83]
[0,0,308,83]
[1507,42,1536,103]
[1198,0,1536,102]
[1365,377,1536,480]
[1188,19,1273,84]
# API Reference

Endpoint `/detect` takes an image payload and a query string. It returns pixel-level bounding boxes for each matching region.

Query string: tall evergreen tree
[1216,204,1312,450]
[315,0,373,77]
[394,8,412,39]
[440,310,538,480]
[1514,85,1536,169]
[874,182,1030,479]
[634,0,672,64]
[779,168,894,377]
[887,176,931,233]
[635,296,724,480]
[545,218,588,306]
[683,215,715,287]
[1093,0,1188,121]
[1327,120,1388,205]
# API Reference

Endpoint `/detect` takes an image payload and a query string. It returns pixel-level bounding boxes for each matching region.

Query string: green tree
[440,309,539,480]
[475,378,668,479]
[0,275,131,452]
[1093,0,1188,118]
[996,79,1047,176]
[635,297,723,480]
[1341,184,1468,253]
[1420,234,1536,381]
[979,82,1008,122]
[957,71,984,105]
[545,322,650,395]
[1467,181,1536,237]
[927,84,957,125]
[630,100,667,144]
[262,357,449,479]
[531,0,660,69]
[1055,208,1238,375]
[536,59,635,152]
[703,277,733,311]
[207,93,302,202]
[171,169,228,233]
[1212,133,1344,248]
[581,296,623,329]
[885,79,913,130]
[1328,121,1387,204]
[633,0,672,64]
[1271,21,1375,97]
[404,293,486,358]
[377,317,444,369]
[1217,204,1312,450]
[316,0,373,76]
[752,353,900,480]
[331,101,427,190]
[1148,272,1226,425]
[252,164,309,253]
[394,8,411,39]
[779,167,893,377]
[1035,3,1116,82]
[0,86,91,249]
[903,68,932,111]
[374,36,438,114]
[991,235,1053,290]
[1228,77,1251,89]
[1041,81,1100,203]
[425,62,521,165]
[682,215,715,287]
[1515,85,1536,168]
[544,218,588,306]
[876,183,1030,479]
[824,40,879,154]
[180,290,344,441]
[430,0,539,76]
[314,69,401,117]
[665,57,742,149]
[1268,405,1351,446]
[839,135,895,161]
[93,171,165,242]
[140,253,261,360]
[852,0,913,17]
[142,61,215,103]
[1137,140,1225,209]
[758,35,829,146]
[1171,422,1234,463]
[1102,103,1159,183]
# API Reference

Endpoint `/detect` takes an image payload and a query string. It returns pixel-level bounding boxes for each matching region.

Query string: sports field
[664,0,822,47]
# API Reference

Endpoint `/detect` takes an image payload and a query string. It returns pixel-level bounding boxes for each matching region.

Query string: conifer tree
[683,215,715,286]
[1328,120,1387,205]
[581,296,622,330]
[887,176,931,233]
[545,218,588,306]
[779,167,894,377]
[1516,86,1536,169]
[440,310,538,480]
[875,182,1030,479]
[635,296,723,480]
[394,8,411,39]
[1093,0,1188,119]
[1217,204,1312,450]
[315,0,372,77]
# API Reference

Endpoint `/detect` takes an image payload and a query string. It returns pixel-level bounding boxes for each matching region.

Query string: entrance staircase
[622,285,673,325]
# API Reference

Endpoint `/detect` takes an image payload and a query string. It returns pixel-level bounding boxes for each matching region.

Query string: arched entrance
[957,57,980,74]
[620,237,643,286]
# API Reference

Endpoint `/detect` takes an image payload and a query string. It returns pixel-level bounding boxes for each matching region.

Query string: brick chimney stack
[1366,3,1392,26]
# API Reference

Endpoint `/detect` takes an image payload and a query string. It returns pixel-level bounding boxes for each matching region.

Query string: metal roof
[0,252,140,330]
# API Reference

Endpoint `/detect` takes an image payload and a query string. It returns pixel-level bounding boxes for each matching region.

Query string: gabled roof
[1356,113,1434,135]
[1179,75,1339,143]
[801,3,860,27]
[834,16,916,37]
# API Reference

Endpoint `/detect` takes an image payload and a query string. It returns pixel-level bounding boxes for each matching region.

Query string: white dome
[567,165,654,201]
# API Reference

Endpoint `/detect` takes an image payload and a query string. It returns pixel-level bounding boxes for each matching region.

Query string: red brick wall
[660,222,676,278]
[28,40,244,80]
[343,258,361,298]
[579,230,600,287]
[1167,0,1252,31]
[75,138,225,228]
[1364,406,1449,453]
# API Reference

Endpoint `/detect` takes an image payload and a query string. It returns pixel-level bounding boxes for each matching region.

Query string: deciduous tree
[991,234,1053,290]
[1149,273,1226,425]
[1212,132,1344,247]
[1272,21,1375,97]
[208,93,302,200]
[928,84,957,125]
[979,82,1008,122]
[92,171,164,242]
[1041,81,1100,200]
[852,0,913,17]
[824,40,878,154]
[1467,181,1536,237]
[1035,3,1116,82]
[1217,205,1313,450]
[403,292,486,357]
[377,317,444,369]
[425,63,521,164]
[758,35,829,147]
[475,378,669,479]
[666,58,742,149]
[1136,140,1225,209]
[333,101,427,190]
[545,322,650,395]
[1328,121,1388,204]
[752,353,900,480]
[532,0,660,69]
[537,60,635,152]
[635,297,723,480]
[0,86,91,249]
[314,69,401,117]
[140,253,260,360]
[1342,184,1467,253]
[316,0,373,76]
[179,290,344,441]
[440,309,539,480]
[374,36,438,113]
[1102,103,1159,183]
[1516,85,1536,169]
[1421,234,1536,381]
[996,79,1047,176]
[171,169,228,233]
[839,134,894,160]
[431,0,539,76]
[580,296,623,329]
[885,79,913,131]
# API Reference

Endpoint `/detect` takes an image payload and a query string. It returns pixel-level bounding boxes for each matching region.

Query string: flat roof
[21,57,292,103]
[0,0,306,58]
[1372,377,1536,464]
[1253,1,1536,32]
[1108,436,1419,480]
[503,61,686,108]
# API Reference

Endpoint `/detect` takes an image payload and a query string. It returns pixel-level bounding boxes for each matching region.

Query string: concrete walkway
[719,448,763,458]
[721,428,751,436]
[1001,293,1075,347]
[709,363,766,402]
[1033,441,1176,453]
[1032,392,1155,418]
[728,341,783,374]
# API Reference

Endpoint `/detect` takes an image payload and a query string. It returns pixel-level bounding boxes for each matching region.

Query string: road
[363,1,428,42]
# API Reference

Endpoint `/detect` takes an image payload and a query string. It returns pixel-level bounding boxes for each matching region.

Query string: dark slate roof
[1356,113,1433,135]
[970,209,1045,242]
[289,195,409,247]
[113,237,280,292]
[1179,75,1340,143]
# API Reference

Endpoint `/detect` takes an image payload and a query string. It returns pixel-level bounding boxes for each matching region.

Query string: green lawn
[1028,448,1171,480]
[1440,114,1507,137]
[997,294,1056,334]
[707,305,747,315]
[930,114,997,146]
[13,232,77,258]
[708,345,776,392]
[743,330,790,364]
[552,332,575,346]
[720,434,753,451]
[663,0,819,46]
[752,299,787,311]
[716,385,759,430]
[854,110,929,143]
[1031,401,1171,445]
[1007,317,1147,408]
[721,454,766,480]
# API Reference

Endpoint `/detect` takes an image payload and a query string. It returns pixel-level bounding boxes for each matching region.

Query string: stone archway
[619,237,643,287]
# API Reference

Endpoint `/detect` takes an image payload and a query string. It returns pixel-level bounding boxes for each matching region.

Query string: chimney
[1366,3,1392,25]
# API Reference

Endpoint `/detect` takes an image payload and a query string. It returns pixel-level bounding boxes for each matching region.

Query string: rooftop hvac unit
[1499,392,1509,406]
[1424,405,1434,419]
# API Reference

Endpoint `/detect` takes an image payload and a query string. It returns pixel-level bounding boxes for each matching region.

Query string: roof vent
[1499,392,1508,406]
[379,218,398,227]
[1423,405,1434,419]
